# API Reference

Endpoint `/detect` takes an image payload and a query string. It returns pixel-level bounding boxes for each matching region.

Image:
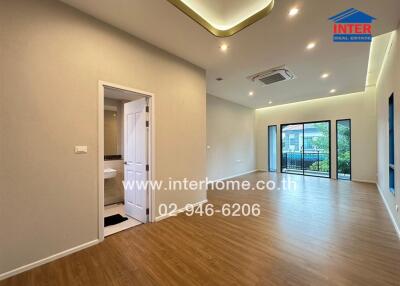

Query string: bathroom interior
[103,87,144,236]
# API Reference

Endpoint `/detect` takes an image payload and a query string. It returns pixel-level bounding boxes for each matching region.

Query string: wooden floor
[2,172,400,285]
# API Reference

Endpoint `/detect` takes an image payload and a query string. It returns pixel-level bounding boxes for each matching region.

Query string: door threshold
[104,203,142,237]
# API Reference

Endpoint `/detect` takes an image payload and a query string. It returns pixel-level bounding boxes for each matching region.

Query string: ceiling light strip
[167,0,275,37]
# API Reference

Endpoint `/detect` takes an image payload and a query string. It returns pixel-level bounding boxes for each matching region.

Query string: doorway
[98,81,155,240]
[281,121,331,178]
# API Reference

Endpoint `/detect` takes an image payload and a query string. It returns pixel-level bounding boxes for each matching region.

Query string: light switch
[75,146,88,154]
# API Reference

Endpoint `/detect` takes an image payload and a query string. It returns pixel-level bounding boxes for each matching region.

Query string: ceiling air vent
[248,66,295,86]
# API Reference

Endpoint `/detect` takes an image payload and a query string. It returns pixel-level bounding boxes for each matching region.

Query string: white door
[124,98,148,223]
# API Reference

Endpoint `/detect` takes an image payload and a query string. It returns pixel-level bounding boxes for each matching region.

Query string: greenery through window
[336,120,351,180]
[281,121,330,178]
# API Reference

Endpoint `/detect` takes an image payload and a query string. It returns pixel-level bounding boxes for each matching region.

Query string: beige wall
[0,0,206,276]
[376,28,400,231]
[255,88,377,182]
[104,110,119,155]
[104,98,124,156]
[207,95,256,180]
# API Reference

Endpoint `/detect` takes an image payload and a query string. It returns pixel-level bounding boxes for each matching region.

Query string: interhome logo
[329,8,376,42]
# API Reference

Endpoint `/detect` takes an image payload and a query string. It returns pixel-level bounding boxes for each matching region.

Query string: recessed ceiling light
[306,42,316,50]
[330,89,336,93]
[220,44,228,52]
[268,100,273,104]
[249,91,254,96]
[289,7,299,17]
[321,73,330,79]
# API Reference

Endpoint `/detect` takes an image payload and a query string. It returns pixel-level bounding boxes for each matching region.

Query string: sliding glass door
[281,124,303,174]
[336,119,351,180]
[281,121,331,178]
[268,125,277,172]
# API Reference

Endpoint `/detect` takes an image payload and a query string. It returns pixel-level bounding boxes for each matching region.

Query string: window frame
[280,120,331,178]
[268,125,278,172]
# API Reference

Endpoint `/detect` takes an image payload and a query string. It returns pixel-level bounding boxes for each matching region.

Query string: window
[281,121,331,178]
[268,125,277,172]
[304,137,313,150]
[389,94,395,194]
[336,119,351,180]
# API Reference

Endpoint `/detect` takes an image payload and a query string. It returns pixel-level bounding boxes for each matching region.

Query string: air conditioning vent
[248,66,295,86]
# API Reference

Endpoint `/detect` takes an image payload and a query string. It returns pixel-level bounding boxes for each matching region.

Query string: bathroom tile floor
[104,203,142,236]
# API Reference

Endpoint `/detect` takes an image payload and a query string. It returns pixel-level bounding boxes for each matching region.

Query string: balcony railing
[282,151,329,173]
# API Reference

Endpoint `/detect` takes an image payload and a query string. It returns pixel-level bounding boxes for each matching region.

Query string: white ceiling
[367,32,393,87]
[61,0,400,108]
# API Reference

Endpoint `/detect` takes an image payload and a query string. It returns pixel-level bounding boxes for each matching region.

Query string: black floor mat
[104,214,128,227]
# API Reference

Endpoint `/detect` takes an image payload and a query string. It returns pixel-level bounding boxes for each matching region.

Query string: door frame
[280,120,331,178]
[98,81,156,242]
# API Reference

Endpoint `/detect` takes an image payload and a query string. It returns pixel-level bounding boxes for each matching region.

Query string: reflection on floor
[104,203,142,236]
[338,173,351,180]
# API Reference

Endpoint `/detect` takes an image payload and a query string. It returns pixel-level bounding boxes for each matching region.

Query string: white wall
[376,28,400,232]
[255,88,377,182]
[0,0,206,276]
[207,95,256,180]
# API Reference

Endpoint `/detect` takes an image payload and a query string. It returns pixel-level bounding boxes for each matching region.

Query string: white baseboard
[256,171,377,184]
[209,170,258,183]
[376,184,400,239]
[352,179,376,184]
[0,239,99,281]
[155,199,208,222]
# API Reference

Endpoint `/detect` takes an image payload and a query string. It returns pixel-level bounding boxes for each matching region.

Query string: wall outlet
[75,146,88,154]
[396,205,399,212]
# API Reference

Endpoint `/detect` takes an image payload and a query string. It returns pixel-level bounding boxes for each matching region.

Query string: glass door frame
[268,125,278,172]
[280,120,331,178]
[336,119,352,181]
